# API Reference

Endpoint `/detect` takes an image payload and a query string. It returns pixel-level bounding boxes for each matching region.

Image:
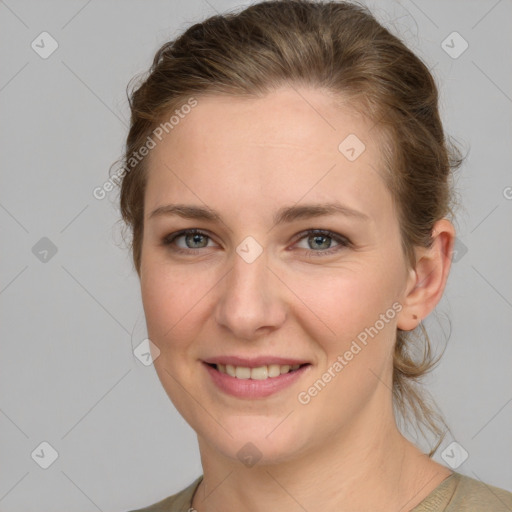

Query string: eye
[162,229,216,254]
[293,229,350,257]
[161,228,351,257]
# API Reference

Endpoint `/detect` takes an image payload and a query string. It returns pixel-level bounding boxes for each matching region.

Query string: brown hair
[116,0,462,456]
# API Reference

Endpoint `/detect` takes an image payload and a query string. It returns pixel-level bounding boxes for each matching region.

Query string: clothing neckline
[188,470,459,511]
[410,470,459,511]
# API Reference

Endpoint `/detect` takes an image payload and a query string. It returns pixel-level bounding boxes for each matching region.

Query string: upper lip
[203,356,310,367]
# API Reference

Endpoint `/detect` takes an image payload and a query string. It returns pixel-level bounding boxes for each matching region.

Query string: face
[139,86,415,466]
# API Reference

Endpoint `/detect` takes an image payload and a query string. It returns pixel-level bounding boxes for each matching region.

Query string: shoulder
[413,471,512,512]
[447,472,512,511]
[126,476,203,512]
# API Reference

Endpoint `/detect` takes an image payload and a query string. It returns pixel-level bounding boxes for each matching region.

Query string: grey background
[1,0,511,510]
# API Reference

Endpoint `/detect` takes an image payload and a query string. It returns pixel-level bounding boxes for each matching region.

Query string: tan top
[128,471,512,511]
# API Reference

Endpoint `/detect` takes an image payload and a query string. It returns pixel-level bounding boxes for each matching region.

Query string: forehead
[144,86,392,224]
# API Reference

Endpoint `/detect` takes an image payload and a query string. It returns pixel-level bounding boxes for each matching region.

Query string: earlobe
[397,219,455,331]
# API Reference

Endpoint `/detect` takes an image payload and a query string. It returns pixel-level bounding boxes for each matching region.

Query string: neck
[192,400,451,512]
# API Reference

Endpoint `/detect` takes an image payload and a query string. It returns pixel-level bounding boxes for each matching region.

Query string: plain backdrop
[1,0,511,510]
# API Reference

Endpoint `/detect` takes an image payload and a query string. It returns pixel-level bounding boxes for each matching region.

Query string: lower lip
[203,362,310,399]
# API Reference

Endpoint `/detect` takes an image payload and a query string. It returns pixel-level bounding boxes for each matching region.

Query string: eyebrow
[148,202,370,225]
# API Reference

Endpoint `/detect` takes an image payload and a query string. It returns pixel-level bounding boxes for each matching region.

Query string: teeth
[235,366,251,379]
[215,363,302,379]
[268,364,281,378]
[250,366,268,380]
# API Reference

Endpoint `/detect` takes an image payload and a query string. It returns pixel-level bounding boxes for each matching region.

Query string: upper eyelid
[165,228,217,244]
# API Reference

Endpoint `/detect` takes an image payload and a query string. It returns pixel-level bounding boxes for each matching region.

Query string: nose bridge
[214,244,285,339]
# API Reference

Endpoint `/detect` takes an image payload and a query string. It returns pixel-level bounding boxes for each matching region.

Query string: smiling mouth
[206,362,310,380]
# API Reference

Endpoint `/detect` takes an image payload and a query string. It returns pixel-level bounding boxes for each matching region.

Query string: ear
[397,219,455,331]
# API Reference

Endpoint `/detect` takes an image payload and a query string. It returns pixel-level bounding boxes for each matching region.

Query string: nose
[214,247,287,341]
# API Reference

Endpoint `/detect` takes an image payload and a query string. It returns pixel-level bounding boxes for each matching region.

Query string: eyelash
[161,228,351,258]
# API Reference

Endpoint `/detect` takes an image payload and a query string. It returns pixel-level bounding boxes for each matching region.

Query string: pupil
[311,235,330,250]
[188,233,206,248]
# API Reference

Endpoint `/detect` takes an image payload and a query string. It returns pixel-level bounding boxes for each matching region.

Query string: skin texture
[139,86,455,512]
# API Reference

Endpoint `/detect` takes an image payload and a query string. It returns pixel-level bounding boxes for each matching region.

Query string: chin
[196,415,313,467]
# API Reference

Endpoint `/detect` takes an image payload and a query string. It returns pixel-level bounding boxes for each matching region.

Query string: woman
[117,1,512,510]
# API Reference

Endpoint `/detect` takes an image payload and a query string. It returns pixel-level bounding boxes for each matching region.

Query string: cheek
[288,261,401,345]
[291,266,401,420]
[140,257,218,348]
